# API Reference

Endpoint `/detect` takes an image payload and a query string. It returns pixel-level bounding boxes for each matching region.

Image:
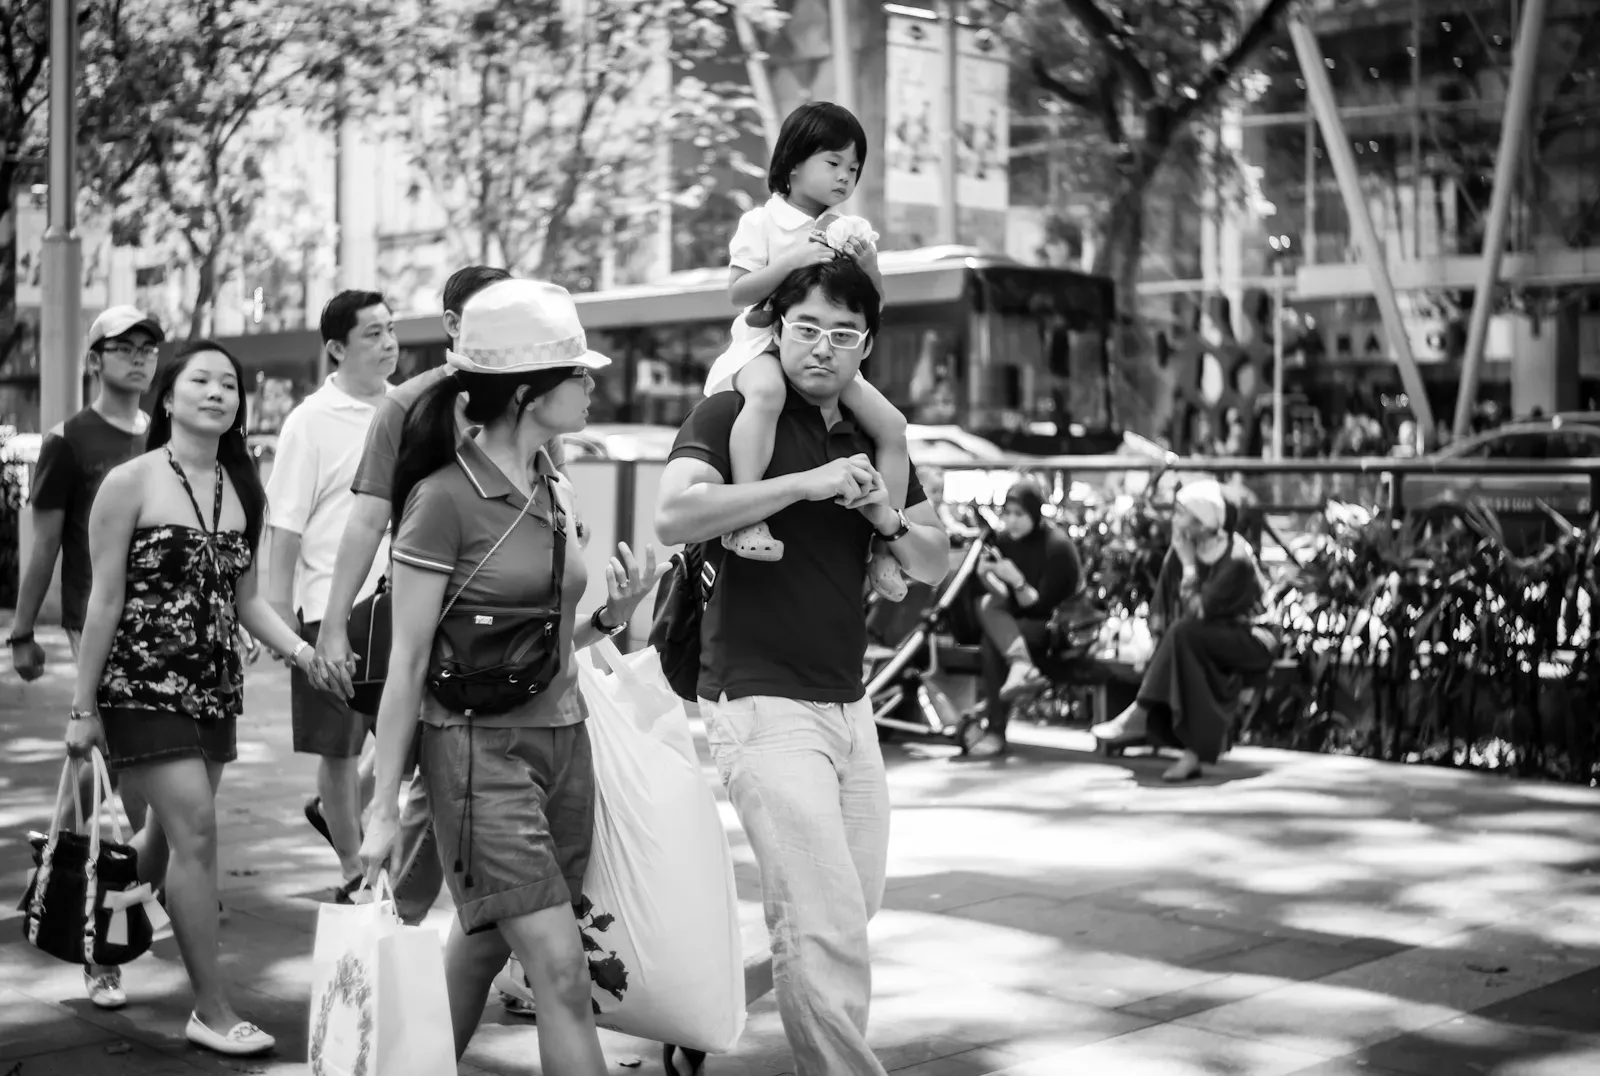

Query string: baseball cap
[88,306,165,349]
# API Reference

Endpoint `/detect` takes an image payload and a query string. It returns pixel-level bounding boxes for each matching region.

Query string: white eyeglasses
[780,318,869,351]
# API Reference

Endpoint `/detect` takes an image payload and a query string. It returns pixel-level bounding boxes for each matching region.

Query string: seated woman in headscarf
[1089,479,1276,781]
[964,479,1083,759]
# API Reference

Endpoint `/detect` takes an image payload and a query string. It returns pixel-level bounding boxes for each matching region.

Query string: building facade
[1193,0,1600,444]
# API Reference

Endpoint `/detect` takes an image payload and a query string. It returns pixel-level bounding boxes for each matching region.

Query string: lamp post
[940,0,960,246]
[828,0,855,116]
[1272,262,1286,461]
[39,0,81,435]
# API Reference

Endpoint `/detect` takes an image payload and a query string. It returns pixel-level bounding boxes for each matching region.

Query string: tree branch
[1537,8,1600,154]
[1029,56,1096,112]
[2,8,48,146]
[1100,71,1125,146]
[98,143,154,202]
[1055,0,1155,103]
[1166,0,1297,132]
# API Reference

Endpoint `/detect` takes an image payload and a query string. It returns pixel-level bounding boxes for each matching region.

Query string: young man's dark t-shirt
[668,384,926,703]
[30,409,147,632]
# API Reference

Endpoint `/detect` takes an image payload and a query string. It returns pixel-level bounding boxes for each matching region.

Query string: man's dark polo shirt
[668,381,926,703]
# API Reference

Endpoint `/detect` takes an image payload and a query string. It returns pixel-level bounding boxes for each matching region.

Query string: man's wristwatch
[876,510,912,542]
[591,608,626,637]
[7,631,34,646]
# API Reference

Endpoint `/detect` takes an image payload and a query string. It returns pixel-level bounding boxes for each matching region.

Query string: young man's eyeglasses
[779,318,869,352]
[98,342,161,361]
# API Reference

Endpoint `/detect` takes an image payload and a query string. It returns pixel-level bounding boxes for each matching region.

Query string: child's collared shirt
[728,195,831,274]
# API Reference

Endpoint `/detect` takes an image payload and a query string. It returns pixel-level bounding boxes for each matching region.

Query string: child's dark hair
[391,367,575,521]
[768,102,868,196]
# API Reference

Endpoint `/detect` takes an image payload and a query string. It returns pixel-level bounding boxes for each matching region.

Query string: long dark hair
[147,340,268,549]
[391,365,576,521]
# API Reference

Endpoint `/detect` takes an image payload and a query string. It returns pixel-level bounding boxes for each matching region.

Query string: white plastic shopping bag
[307,872,454,1076]
[571,637,745,1053]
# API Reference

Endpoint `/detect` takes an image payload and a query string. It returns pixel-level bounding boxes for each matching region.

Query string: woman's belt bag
[428,603,563,716]
[426,472,569,718]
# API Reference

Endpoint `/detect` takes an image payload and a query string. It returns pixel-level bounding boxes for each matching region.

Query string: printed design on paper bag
[574,894,629,1014]
[309,951,375,1076]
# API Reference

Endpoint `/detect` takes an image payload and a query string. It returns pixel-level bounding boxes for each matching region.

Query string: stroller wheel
[956,712,987,754]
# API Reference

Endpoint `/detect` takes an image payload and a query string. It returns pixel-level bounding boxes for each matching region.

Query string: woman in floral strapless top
[68,342,332,1059]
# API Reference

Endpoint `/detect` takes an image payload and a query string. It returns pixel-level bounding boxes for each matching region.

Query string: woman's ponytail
[392,372,464,522]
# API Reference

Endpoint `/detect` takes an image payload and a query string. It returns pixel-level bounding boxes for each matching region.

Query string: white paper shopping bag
[307,872,454,1076]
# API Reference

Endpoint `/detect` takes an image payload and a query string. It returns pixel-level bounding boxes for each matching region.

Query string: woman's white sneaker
[184,1013,275,1056]
[84,967,126,1009]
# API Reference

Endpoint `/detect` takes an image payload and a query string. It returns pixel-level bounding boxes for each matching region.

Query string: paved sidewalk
[2,626,1599,1075]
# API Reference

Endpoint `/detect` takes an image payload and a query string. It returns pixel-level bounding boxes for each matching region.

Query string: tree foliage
[993,0,1296,430]
[0,0,51,383]
[371,0,775,289]
[81,0,353,339]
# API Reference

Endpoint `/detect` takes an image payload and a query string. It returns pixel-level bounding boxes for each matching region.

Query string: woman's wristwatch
[288,640,311,666]
[591,607,626,637]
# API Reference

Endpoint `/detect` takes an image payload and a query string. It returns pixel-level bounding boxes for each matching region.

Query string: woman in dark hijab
[964,479,1083,759]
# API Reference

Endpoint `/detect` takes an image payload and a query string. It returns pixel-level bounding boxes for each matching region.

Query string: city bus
[210,247,1118,451]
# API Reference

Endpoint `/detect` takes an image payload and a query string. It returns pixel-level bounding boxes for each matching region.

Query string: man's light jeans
[702,693,890,1076]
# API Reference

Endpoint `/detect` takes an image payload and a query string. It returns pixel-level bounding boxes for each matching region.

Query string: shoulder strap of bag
[89,748,129,847]
[43,757,81,848]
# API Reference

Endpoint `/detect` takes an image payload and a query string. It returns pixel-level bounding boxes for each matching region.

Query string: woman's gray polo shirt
[392,438,587,728]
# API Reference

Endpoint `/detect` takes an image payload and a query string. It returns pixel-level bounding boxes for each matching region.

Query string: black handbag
[1048,592,1107,662]
[21,751,163,967]
[346,577,391,716]
[427,475,567,717]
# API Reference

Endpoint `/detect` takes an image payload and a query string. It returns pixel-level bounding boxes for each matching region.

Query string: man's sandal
[869,548,908,601]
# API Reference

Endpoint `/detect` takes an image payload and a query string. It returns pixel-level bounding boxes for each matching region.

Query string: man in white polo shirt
[264,289,394,900]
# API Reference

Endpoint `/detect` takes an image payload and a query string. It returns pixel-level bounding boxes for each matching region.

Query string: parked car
[905,424,1008,465]
[0,431,42,466]
[561,424,681,462]
[1395,417,1600,550]
[563,422,1014,467]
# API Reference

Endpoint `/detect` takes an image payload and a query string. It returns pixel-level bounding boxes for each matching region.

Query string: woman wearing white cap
[1090,480,1277,781]
[357,279,665,1074]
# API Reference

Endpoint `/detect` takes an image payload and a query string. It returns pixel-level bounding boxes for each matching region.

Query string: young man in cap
[11,306,162,679]
[263,290,395,900]
[7,305,164,1009]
